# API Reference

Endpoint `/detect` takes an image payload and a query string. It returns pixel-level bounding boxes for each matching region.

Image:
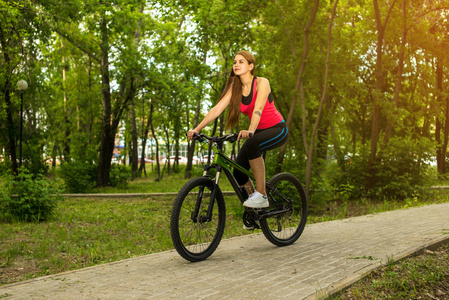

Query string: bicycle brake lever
[226,133,238,143]
[192,133,204,142]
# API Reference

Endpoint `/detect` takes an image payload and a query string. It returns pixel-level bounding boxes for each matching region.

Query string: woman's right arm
[188,89,232,140]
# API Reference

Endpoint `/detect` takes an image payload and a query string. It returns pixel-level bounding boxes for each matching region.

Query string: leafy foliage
[326,137,434,200]
[369,137,434,199]
[0,169,62,222]
[59,161,132,192]
[325,149,370,200]
[109,164,132,187]
[59,161,97,193]
[1,0,448,199]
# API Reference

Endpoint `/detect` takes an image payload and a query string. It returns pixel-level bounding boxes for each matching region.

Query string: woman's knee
[245,139,262,160]
[233,169,249,186]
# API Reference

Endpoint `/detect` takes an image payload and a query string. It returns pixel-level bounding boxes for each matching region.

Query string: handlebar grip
[226,133,239,143]
[194,133,204,142]
[187,132,204,142]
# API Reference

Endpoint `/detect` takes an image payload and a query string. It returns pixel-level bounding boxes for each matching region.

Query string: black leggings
[233,121,288,185]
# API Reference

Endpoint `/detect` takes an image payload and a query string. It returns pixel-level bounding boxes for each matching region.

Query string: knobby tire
[260,172,308,246]
[170,177,226,262]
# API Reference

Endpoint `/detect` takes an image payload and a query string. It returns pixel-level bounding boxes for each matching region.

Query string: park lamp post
[17,79,28,168]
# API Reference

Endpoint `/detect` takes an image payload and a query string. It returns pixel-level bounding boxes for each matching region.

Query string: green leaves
[0,0,448,197]
[0,169,62,222]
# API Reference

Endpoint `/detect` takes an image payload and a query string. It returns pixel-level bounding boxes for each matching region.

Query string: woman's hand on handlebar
[238,130,254,140]
[187,129,199,141]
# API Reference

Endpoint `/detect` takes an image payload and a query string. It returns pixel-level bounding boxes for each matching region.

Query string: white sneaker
[243,191,269,208]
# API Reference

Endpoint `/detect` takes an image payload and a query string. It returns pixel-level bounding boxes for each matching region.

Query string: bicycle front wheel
[170,177,226,262]
[260,173,308,246]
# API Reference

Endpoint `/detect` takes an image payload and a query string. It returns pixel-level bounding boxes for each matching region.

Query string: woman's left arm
[238,78,271,139]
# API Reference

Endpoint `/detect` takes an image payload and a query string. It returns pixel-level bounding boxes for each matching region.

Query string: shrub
[60,161,132,191]
[0,159,11,177]
[59,161,97,193]
[109,164,131,187]
[0,169,62,222]
[325,149,369,200]
[327,137,434,201]
[9,129,50,176]
[369,136,433,199]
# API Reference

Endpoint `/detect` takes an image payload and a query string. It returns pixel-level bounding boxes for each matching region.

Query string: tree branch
[275,0,297,57]
[414,6,449,21]
[51,26,100,63]
[25,0,101,62]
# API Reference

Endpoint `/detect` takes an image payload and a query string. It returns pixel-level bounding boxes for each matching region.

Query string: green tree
[0,0,54,176]
[32,0,152,186]
[366,0,398,188]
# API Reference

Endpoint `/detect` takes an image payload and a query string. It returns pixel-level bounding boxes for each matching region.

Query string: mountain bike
[170,133,307,262]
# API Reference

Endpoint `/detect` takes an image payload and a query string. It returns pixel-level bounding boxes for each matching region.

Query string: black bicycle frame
[191,138,293,223]
[190,139,254,221]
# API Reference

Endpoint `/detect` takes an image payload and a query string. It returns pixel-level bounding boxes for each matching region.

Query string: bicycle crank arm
[258,208,291,219]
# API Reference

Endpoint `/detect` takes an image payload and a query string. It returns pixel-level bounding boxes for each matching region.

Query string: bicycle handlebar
[188,132,254,144]
[191,133,239,144]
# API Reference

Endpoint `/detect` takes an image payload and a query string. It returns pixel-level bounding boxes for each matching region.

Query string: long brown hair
[221,51,256,130]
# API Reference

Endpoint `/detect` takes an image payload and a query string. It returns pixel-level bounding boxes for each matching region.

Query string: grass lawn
[0,192,249,285]
[93,167,235,194]
[1,173,449,296]
[329,244,449,299]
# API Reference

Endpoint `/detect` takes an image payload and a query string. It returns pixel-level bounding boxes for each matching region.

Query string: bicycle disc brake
[191,210,210,224]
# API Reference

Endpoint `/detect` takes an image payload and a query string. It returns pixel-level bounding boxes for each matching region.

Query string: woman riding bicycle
[187,50,288,209]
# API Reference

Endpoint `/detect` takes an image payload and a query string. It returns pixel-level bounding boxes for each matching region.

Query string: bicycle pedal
[243,224,256,231]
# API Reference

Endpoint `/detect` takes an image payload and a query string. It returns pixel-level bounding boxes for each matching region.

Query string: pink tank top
[240,77,284,129]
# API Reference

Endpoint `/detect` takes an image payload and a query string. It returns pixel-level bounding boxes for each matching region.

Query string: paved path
[1,203,449,300]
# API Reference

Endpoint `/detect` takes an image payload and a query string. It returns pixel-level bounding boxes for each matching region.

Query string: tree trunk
[97,14,114,187]
[62,56,71,162]
[132,5,144,176]
[206,119,219,165]
[366,0,397,188]
[3,80,18,175]
[330,123,346,171]
[276,0,320,172]
[443,85,449,175]
[436,59,445,174]
[383,0,407,146]
[149,102,161,181]
[139,105,152,176]
[0,23,18,175]
[130,100,139,176]
[316,107,330,172]
[173,116,180,173]
[443,82,449,175]
[164,126,171,176]
[185,94,201,178]
[52,144,58,168]
[303,0,338,197]
[96,13,136,186]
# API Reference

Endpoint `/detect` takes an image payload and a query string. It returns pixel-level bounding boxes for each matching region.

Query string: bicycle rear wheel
[260,173,307,246]
[170,177,226,262]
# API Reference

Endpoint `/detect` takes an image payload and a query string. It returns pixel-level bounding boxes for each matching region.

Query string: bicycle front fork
[192,166,222,223]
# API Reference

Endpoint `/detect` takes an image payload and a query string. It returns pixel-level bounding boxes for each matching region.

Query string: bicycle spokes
[170,177,226,262]
[259,173,307,246]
